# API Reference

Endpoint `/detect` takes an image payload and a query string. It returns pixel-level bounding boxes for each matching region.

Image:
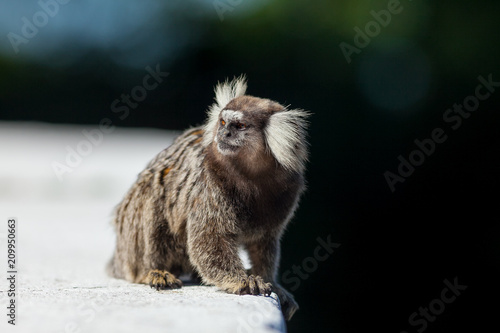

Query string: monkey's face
[213,96,285,172]
[215,109,255,156]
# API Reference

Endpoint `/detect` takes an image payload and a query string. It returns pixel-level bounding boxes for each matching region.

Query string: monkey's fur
[107,77,309,320]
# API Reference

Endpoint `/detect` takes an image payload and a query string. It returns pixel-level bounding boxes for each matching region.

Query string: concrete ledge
[1,279,285,333]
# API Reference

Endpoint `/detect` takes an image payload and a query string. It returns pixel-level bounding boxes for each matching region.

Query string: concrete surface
[0,122,286,333]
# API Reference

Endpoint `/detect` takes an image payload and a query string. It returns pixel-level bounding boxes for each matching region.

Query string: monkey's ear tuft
[214,75,247,108]
[264,109,310,174]
[204,75,247,144]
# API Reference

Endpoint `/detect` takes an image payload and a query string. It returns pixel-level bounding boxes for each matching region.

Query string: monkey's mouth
[217,141,239,155]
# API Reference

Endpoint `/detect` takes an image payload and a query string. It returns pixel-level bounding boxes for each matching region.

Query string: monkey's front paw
[144,269,183,291]
[223,275,272,296]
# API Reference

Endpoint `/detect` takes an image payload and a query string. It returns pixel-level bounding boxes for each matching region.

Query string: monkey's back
[145,127,207,232]
[108,127,207,282]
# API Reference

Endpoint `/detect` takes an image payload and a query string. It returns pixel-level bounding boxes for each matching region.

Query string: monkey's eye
[235,123,247,130]
[220,119,226,126]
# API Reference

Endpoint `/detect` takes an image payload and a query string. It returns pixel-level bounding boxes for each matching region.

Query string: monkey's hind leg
[141,269,183,291]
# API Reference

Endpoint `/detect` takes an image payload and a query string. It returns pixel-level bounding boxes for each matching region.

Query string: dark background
[1,0,499,332]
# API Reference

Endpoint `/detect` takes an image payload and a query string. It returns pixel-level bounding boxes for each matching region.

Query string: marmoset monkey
[107,76,309,320]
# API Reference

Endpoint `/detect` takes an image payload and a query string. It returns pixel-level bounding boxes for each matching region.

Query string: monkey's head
[204,76,310,175]
[214,96,281,157]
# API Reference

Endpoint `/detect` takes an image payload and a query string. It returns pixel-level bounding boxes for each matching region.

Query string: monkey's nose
[224,130,231,137]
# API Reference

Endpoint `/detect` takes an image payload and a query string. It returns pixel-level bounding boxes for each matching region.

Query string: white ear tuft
[214,75,247,108]
[203,75,247,145]
[265,109,310,173]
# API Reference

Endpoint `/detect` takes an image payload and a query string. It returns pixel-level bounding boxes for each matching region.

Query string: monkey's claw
[248,275,272,296]
[145,270,183,290]
[225,275,272,296]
